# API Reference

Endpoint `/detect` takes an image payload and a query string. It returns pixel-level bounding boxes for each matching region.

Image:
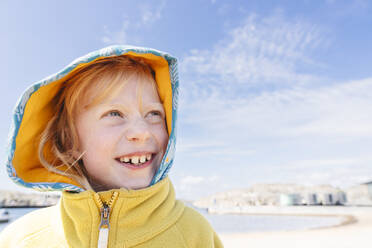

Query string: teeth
[120,157,130,163]
[131,156,139,164]
[118,154,152,165]
[140,155,146,163]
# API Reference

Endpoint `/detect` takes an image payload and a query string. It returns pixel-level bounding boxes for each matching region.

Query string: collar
[58,177,185,247]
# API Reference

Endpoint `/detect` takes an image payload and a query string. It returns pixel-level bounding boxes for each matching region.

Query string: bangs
[70,55,159,113]
[82,69,131,110]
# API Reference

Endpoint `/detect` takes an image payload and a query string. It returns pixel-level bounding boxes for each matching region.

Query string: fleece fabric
[0,177,223,247]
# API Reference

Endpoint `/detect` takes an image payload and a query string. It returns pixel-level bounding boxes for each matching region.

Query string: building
[363,181,372,200]
[280,194,301,206]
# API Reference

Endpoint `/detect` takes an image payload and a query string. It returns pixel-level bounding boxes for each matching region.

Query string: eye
[145,110,164,122]
[147,110,162,117]
[105,110,123,118]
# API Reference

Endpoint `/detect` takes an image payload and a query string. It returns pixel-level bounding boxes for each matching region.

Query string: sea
[0,207,343,234]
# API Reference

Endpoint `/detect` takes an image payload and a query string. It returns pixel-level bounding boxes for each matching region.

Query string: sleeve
[0,206,64,248]
[176,206,224,248]
[213,230,224,248]
[0,222,16,247]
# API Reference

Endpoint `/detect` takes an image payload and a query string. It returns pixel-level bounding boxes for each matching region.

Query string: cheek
[155,126,169,150]
[80,132,117,174]
[78,127,119,164]
[78,121,116,148]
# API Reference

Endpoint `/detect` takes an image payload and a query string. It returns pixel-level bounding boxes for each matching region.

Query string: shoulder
[175,204,224,247]
[177,205,213,231]
[0,206,64,248]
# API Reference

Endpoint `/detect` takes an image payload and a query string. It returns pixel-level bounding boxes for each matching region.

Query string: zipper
[95,192,119,248]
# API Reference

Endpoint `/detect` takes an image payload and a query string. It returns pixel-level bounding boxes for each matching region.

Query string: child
[0,45,223,247]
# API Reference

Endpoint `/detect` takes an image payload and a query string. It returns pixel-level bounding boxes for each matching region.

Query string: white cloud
[177,140,226,153]
[175,12,372,196]
[178,13,371,144]
[177,140,255,157]
[177,175,223,200]
[101,0,166,45]
[181,176,205,185]
[102,21,130,44]
[274,155,372,187]
[181,13,329,86]
[140,0,166,25]
[274,159,372,188]
[179,175,221,187]
[180,77,372,140]
[283,158,364,169]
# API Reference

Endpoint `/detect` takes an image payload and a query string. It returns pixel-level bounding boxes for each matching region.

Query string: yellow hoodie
[0,177,222,247]
[0,46,224,247]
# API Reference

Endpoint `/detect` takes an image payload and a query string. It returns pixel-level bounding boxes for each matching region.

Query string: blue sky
[1,0,372,200]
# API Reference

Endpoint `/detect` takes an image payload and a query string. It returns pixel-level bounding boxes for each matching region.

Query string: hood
[5,45,179,192]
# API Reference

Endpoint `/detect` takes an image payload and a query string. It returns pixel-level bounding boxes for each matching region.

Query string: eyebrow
[99,103,131,112]
[100,102,164,114]
[142,103,165,114]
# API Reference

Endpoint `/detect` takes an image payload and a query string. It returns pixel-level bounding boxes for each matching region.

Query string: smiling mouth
[115,153,154,167]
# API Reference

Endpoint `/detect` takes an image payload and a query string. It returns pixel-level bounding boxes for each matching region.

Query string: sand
[218,206,372,248]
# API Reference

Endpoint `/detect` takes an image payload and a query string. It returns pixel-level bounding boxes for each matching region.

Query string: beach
[219,206,372,248]
[1,206,371,248]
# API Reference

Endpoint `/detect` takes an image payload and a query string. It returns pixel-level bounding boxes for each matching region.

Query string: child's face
[75,75,169,191]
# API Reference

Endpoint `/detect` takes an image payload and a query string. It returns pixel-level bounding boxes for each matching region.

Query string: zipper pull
[99,203,111,229]
[98,203,110,248]
[95,192,118,248]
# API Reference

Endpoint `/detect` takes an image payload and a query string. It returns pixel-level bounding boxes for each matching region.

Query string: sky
[1,0,372,200]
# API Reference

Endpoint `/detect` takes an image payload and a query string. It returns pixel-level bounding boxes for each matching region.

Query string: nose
[125,119,151,143]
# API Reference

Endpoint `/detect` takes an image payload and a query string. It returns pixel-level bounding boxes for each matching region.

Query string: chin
[120,175,153,190]
[123,181,149,190]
